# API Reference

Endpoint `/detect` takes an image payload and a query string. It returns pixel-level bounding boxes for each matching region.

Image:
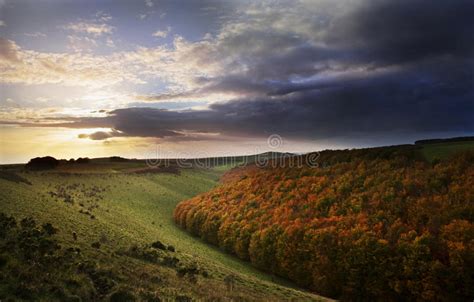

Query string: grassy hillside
[420,140,474,162]
[0,163,327,301]
[175,145,474,301]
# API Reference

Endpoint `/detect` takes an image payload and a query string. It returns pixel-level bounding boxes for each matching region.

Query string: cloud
[64,21,114,36]
[0,38,20,62]
[145,0,153,8]
[152,26,171,38]
[3,1,474,96]
[172,0,474,100]
[67,35,98,52]
[0,20,5,27]
[135,91,200,102]
[60,12,115,52]
[24,32,47,38]
[106,37,116,48]
[10,61,473,142]
[0,38,144,87]
[95,11,112,22]
[78,129,122,140]
[325,0,474,66]
[63,12,114,37]
[2,0,474,145]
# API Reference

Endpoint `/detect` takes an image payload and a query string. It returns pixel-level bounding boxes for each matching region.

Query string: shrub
[175,295,192,302]
[76,157,91,164]
[26,156,59,170]
[42,223,58,235]
[151,240,166,250]
[109,289,136,302]
[91,242,101,249]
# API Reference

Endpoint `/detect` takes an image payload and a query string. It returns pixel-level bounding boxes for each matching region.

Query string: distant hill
[415,136,474,145]
[18,136,474,168]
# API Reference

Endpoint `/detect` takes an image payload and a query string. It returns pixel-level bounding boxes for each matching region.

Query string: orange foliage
[174,147,474,300]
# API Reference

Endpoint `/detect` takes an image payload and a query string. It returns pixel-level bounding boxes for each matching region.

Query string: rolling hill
[174,143,474,301]
[0,161,327,301]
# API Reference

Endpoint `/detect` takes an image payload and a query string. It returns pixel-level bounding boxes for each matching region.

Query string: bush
[109,289,136,302]
[76,157,91,164]
[109,156,129,162]
[151,240,166,250]
[26,156,59,170]
[42,223,58,235]
[175,295,192,302]
[162,256,179,267]
[91,242,101,249]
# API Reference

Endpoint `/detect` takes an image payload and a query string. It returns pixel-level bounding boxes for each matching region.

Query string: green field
[0,163,327,301]
[420,140,474,161]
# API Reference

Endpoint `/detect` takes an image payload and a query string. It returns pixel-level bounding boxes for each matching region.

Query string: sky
[0,0,473,163]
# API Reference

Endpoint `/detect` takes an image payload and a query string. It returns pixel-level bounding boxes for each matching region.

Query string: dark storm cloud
[147,0,474,101]
[326,0,474,66]
[13,60,472,142]
[3,0,473,143]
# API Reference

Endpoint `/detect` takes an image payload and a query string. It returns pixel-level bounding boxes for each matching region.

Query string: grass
[0,162,327,301]
[420,140,474,161]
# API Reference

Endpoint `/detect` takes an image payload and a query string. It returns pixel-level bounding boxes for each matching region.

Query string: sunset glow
[1,0,473,163]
